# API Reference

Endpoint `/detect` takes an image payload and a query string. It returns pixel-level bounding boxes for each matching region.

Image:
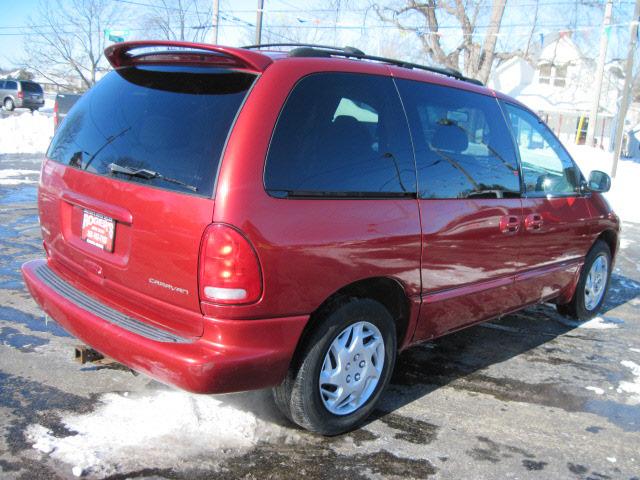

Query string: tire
[273,297,397,435]
[556,240,611,320]
[4,98,14,111]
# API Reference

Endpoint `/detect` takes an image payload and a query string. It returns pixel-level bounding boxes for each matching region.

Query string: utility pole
[611,0,640,177]
[255,0,264,45]
[212,0,219,45]
[586,0,613,147]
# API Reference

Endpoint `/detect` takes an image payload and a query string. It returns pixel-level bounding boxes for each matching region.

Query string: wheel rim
[584,254,608,311]
[319,321,385,416]
[4,99,10,109]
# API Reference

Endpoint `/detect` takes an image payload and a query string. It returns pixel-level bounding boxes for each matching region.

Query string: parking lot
[1,152,639,479]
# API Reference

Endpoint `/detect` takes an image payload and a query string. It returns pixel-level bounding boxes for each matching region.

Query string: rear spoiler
[104,41,272,72]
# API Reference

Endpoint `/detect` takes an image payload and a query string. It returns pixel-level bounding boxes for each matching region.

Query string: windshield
[47,66,256,196]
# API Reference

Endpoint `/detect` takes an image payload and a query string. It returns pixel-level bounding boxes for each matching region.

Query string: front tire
[556,240,611,320]
[273,297,397,435]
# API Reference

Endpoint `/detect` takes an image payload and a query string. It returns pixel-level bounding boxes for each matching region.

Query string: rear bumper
[16,98,44,108]
[22,259,308,394]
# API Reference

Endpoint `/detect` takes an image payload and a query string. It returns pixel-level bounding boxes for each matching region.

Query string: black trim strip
[34,264,191,344]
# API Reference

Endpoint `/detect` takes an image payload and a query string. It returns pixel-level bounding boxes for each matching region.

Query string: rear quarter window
[47,66,255,196]
[264,72,416,197]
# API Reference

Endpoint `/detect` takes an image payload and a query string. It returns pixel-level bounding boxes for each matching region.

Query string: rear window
[47,66,255,196]
[22,82,43,93]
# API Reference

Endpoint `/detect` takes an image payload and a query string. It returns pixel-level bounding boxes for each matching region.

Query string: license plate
[81,209,115,252]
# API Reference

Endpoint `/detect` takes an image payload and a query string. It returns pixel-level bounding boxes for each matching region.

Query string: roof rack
[243,43,365,56]
[241,43,483,86]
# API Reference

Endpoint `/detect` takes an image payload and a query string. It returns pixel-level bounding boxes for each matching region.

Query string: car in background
[0,79,45,111]
[54,93,82,130]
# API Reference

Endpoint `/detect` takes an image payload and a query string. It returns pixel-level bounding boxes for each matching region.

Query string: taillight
[53,101,59,129]
[198,224,262,305]
[17,91,24,99]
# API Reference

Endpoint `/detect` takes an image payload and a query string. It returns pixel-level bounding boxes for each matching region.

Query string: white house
[489,34,630,151]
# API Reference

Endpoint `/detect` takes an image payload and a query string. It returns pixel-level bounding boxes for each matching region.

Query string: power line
[1,19,635,37]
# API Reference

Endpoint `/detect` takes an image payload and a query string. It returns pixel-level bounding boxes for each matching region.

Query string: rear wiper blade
[108,163,197,192]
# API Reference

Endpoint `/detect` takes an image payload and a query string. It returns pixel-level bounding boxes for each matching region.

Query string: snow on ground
[567,144,640,224]
[27,388,300,478]
[585,386,605,395]
[0,111,53,154]
[554,315,624,330]
[0,168,40,185]
[617,360,640,404]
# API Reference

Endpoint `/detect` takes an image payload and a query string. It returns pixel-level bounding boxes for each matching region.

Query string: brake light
[53,101,59,129]
[198,224,262,305]
[17,91,24,99]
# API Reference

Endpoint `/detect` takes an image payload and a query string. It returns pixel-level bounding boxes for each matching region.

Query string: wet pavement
[1,152,639,479]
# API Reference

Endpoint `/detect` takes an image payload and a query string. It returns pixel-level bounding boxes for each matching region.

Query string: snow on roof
[515,81,615,117]
[537,34,585,65]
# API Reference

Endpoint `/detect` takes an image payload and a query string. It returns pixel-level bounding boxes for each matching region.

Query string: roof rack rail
[242,43,365,56]
[241,43,483,86]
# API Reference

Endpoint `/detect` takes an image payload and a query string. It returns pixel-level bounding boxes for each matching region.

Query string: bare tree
[374,0,507,83]
[142,0,212,43]
[20,0,121,90]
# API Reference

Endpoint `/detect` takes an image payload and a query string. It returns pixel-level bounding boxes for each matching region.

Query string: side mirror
[587,170,611,193]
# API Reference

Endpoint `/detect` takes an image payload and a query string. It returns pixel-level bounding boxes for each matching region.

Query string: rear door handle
[524,213,543,232]
[500,215,520,234]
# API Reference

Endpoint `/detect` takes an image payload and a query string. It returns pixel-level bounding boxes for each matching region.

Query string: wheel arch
[596,229,618,259]
[291,276,412,367]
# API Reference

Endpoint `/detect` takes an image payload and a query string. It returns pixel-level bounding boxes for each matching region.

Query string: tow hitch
[74,345,117,366]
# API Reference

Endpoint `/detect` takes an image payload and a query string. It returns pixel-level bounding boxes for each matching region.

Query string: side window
[396,79,520,199]
[264,73,415,196]
[6,81,17,90]
[504,104,581,197]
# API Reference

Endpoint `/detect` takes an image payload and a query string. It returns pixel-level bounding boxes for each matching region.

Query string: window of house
[539,63,568,87]
[538,64,552,84]
[554,65,567,87]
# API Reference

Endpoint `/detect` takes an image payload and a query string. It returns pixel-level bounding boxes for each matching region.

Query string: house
[489,34,633,151]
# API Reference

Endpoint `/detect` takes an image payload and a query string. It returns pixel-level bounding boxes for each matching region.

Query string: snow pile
[0,168,40,185]
[617,360,640,404]
[0,111,53,154]
[566,144,640,224]
[555,315,624,330]
[27,389,300,477]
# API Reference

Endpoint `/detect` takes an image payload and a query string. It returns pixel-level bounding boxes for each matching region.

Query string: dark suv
[0,79,45,111]
[22,41,619,435]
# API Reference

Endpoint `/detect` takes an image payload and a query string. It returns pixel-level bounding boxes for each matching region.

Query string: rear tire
[4,98,14,111]
[556,240,611,320]
[273,297,397,435]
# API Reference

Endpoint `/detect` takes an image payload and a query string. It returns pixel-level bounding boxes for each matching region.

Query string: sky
[0,0,638,71]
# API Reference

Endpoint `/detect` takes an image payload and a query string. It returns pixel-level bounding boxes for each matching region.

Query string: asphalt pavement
[1,153,639,479]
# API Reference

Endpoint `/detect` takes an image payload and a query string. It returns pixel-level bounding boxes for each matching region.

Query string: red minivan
[22,41,619,435]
